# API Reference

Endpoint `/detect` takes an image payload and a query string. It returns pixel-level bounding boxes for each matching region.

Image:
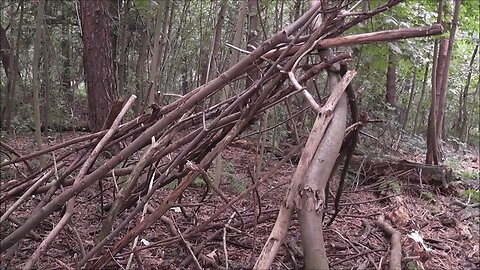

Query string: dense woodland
[0,0,479,269]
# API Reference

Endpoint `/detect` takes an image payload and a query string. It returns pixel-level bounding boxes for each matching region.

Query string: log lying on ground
[350,155,453,186]
[0,1,443,268]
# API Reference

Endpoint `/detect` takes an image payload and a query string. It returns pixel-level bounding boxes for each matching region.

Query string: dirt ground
[1,132,479,269]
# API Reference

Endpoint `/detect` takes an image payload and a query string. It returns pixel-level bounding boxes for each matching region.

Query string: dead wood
[375,215,402,270]
[350,156,453,186]
[0,1,445,268]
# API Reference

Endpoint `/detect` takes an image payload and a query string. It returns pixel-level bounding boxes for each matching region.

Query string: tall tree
[80,0,118,132]
[427,0,461,164]
[435,0,461,143]
[456,43,478,141]
[32,0,46,166]
[116,0,131,96]
[0,2,24,133]
[385,50,396,107]
[144,0,170,110]
[426,0,444,165]
[245,0,259,90]
[413,63,430,134]
[402,67,417,130]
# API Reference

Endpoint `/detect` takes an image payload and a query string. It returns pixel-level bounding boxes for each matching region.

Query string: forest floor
[1,131,479,270]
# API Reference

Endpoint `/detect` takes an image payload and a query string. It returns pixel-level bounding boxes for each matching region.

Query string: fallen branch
[375,215,402,270]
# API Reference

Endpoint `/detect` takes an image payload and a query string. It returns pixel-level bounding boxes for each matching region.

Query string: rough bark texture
[32,0,45,167]
[80,0,118,132]
[246,0,260,90]
[386,51,396,107]
[436,0,460,143]
[426,0,443,165]
[457,42,478,140]
[403,68,417,130]
[413,63,429,134]
[297,52,347,270]
[1,2,23,133]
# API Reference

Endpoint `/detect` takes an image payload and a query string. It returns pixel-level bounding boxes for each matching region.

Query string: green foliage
[191,177,206,187]
[406,260,423,270]
[463,189,480,203]
[225,172,246,193]
[379,180,402,194]
[420,191,436,204]
[164,179,178,190]
[445,157,479,181]
[222,160,246,193]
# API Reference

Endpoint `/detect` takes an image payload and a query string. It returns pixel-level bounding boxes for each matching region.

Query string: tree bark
[116,0,131,97]
[457,43,478,141]
[426,0,443,165]
[42,15,53,133]
[386,50,396,107]
[246,0,259,90]
[80,0,118,132]
[230,0,247,95]
[403,67,417,130]
[413,63,429,134]
[144,0,169,110]
[435,0,461,143]
[1,2,24,133]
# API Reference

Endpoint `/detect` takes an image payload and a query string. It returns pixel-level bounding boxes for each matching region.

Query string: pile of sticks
[1,1,442,268]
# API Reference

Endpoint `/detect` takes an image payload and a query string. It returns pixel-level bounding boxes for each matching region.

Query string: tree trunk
[464,81,479,144]
[230,0,247,95]
[426,0,443,165]
[116,0,131,97]
[385,50,396,107]
[155,0,173,104]
[134,28,148,115]
[1,2,24,133]
[402,67,417,130]
[61,23,73,107]
[42,15,53,134]
[32,0,46,167]
[457,43,478,141]
[245,0,259,90]
[297,52,347,270]
[413,63,429,134]
[144,0,169,110]
[435,0,460,144]
[207,0,227,188]
[80,0,118,132]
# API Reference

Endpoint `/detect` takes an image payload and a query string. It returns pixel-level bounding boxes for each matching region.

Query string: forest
[0,0,479,269]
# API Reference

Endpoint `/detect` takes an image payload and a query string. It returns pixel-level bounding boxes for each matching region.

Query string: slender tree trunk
[207,0,227,188]
[230,0,247,95]
[42,15,53,134]
[1,2,24,133]
[155,0,172,104]
[246,0,259,90]
[135,28,148,115]
[413,63,429,134]
[426,0,443,165]
[32,0,46,167]
[386,50,396,107]
[161,1,177,95]
[457,44,478,141]
[144,0,169,110]
[117,0,131,96]
[464,81,479,144]
[61,23,73,107]
[80,0,118,132]
[403,67,417,130]
[435,38,449,140]
[435,0,461,144]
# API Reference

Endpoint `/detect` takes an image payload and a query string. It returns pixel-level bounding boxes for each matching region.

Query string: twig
[223,212,236,269]
[375,215,402,270]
